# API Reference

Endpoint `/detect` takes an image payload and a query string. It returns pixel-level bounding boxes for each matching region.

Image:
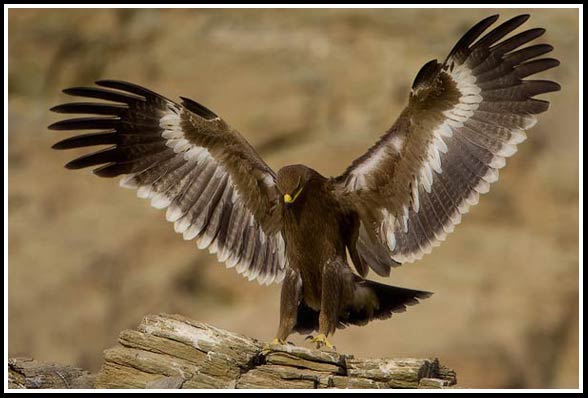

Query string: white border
[4,3,583,393]
[2,4,586,8]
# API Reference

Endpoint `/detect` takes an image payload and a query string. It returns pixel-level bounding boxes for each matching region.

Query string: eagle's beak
[284,185,303,204]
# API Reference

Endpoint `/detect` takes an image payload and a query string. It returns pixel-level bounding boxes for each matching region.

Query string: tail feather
[340,278,432,327]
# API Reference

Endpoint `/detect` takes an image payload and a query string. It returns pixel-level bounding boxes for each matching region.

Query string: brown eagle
[50,14,560,349]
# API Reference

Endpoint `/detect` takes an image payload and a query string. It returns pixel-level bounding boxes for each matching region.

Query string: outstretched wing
[334,14,560,276]
[50,80,287,285]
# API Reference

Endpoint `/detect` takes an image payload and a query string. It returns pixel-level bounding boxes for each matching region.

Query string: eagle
[49,14,560,349]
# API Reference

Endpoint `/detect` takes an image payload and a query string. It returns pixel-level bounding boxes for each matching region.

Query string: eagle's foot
[306,334,336,350]
[263,338,287,350]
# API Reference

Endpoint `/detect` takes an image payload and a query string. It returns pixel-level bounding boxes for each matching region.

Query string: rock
[6,313,458,389]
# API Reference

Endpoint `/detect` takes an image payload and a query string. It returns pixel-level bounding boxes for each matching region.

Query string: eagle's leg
[275,267,303,343]
[313,258,348,350]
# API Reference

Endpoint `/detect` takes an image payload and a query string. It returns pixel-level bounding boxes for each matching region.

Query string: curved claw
[264,338,287,350]
[307,334,336,350]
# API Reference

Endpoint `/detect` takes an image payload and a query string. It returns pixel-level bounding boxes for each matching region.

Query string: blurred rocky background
[8,8,579,388]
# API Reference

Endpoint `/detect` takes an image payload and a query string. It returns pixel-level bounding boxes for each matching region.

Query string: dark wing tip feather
[62,86,144,103]
[497,14,530,30]
[492,28,546,55]
[64,146,118,169]
[61,87,92,96]
[47,116,120,131]
[525,79,562,95]
[51,131,118,150]
[96,79,142,89]
[470,14,531,50]
[92,162,130,177]
[50,102,128,115]
[411,59,440,91]
[180,96,219,120]
[416,291,434,300]
[444,14,500,64]
[515,58,560,79]
[517,27,546,42]
[95,79,163,99]
[513,13,530,21]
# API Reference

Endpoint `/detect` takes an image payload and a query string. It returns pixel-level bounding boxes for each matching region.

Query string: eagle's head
[276,164,315,205]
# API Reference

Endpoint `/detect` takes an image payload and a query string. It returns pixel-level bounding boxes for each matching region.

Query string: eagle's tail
[292,278,432,334]
[346,279,432,327]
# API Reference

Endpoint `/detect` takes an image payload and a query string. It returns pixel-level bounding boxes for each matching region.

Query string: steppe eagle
[50,14,560,349]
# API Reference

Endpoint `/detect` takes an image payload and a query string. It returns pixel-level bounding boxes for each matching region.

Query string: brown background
[8,8,579,388]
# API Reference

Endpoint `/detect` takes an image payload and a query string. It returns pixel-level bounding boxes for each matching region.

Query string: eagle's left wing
[333,15,560,276]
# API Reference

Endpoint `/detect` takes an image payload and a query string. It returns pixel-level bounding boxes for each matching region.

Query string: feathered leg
[311,258,353,350]
[275,268,303,343]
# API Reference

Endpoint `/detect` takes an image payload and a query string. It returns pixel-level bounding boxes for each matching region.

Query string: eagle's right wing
[50,80,287,285]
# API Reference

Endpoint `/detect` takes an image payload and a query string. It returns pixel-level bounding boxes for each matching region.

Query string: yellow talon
[264,338,286,350]
[308,334,335,350]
